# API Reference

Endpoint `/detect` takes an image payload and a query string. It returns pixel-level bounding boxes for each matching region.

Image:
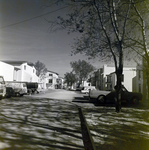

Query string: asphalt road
[0,89,149,150]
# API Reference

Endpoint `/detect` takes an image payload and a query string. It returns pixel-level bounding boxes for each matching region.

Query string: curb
[78,107,96,150]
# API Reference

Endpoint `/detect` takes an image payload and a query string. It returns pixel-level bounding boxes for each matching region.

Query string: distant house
[106,67,136,91]
[1,61,39,82]
[132,64,143,94]
[88,64,136,91]
[100,64,116,90]
[43,70,59,89]
[56,77,64,89]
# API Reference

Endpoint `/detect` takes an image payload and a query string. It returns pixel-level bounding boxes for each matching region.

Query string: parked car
[6,82,27,97]
[81,86,96,94]
[0,76,6,100]
[89,86,143,104]
[105,86,143,104]
[89,89,110,101]
[76,86,84,91]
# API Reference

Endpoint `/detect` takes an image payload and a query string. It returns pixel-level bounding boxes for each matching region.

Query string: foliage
[49,0,133,112]
[64,72,77,86]
[70,59,95,83]
[126,0,149,104]
[34,61,47,78]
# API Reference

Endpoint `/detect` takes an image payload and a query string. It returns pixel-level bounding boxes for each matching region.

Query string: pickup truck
[6,82,27,97]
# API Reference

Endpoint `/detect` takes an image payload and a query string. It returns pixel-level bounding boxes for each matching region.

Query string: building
[56,77,64,89]
[0,61,39,82]
[0,61,14,81]
[89,64,136,91]
[132,64,143,94]
[106,67,136,91]
[42,70,59,89]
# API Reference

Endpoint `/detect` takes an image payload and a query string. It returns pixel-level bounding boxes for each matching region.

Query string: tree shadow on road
[0,97,84,150]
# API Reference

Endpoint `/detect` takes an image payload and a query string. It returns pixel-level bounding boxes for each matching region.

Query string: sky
[0,0,136,77]
[0,0,103,77]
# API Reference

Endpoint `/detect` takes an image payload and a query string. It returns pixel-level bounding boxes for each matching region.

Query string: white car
[81,86,96,94]
[89,89,110,102]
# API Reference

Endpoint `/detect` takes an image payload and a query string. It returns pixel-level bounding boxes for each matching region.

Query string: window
[49,74,53,76]
[24,65,26,70]
[33,69,34,73]
[49,79,52,83]
[138,70,141,80]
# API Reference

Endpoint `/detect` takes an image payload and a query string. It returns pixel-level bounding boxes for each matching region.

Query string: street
[0,89,149,150]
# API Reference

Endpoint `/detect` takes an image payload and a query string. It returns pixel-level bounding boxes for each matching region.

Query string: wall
[106,66,136,91]
[102,64,115,90]
[132,65,143,94]
[122,67,136,91]
[0,61,14,81]
[44,71,59,89]
[14,63,39,82]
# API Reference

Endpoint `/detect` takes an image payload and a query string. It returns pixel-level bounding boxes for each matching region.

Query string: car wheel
[6,94,11,98]
[15,92,21,97]
[131,97,139,104]
[97,95,106,103]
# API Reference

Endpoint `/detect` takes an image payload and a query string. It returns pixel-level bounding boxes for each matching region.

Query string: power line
[0,6,68,29]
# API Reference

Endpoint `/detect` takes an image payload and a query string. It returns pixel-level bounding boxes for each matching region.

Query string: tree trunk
[115,68,123,112]
[145,67,149,109]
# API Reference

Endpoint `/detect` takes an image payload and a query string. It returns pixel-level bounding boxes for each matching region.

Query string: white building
[1,61,39,82]
[101,64,116,90]
[107,67,136,91]
[42,70,59,89]
[99,64,136,91]
[0,61,14,81]
[132,65,143,93]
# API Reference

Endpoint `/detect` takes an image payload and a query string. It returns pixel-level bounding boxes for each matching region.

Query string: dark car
[76,86,84,91]
[97,86,143,104]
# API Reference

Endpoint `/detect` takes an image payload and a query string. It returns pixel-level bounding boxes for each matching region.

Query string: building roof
[1,60,35,67]
[47,70,59,75]
[2,60,27,66]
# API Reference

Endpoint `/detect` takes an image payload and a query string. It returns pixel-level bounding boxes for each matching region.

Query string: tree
[50,0,132,112]
[64,72,77,87]
[34,61,47,80]
[70,59,95,87]
[124,0,149,106]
